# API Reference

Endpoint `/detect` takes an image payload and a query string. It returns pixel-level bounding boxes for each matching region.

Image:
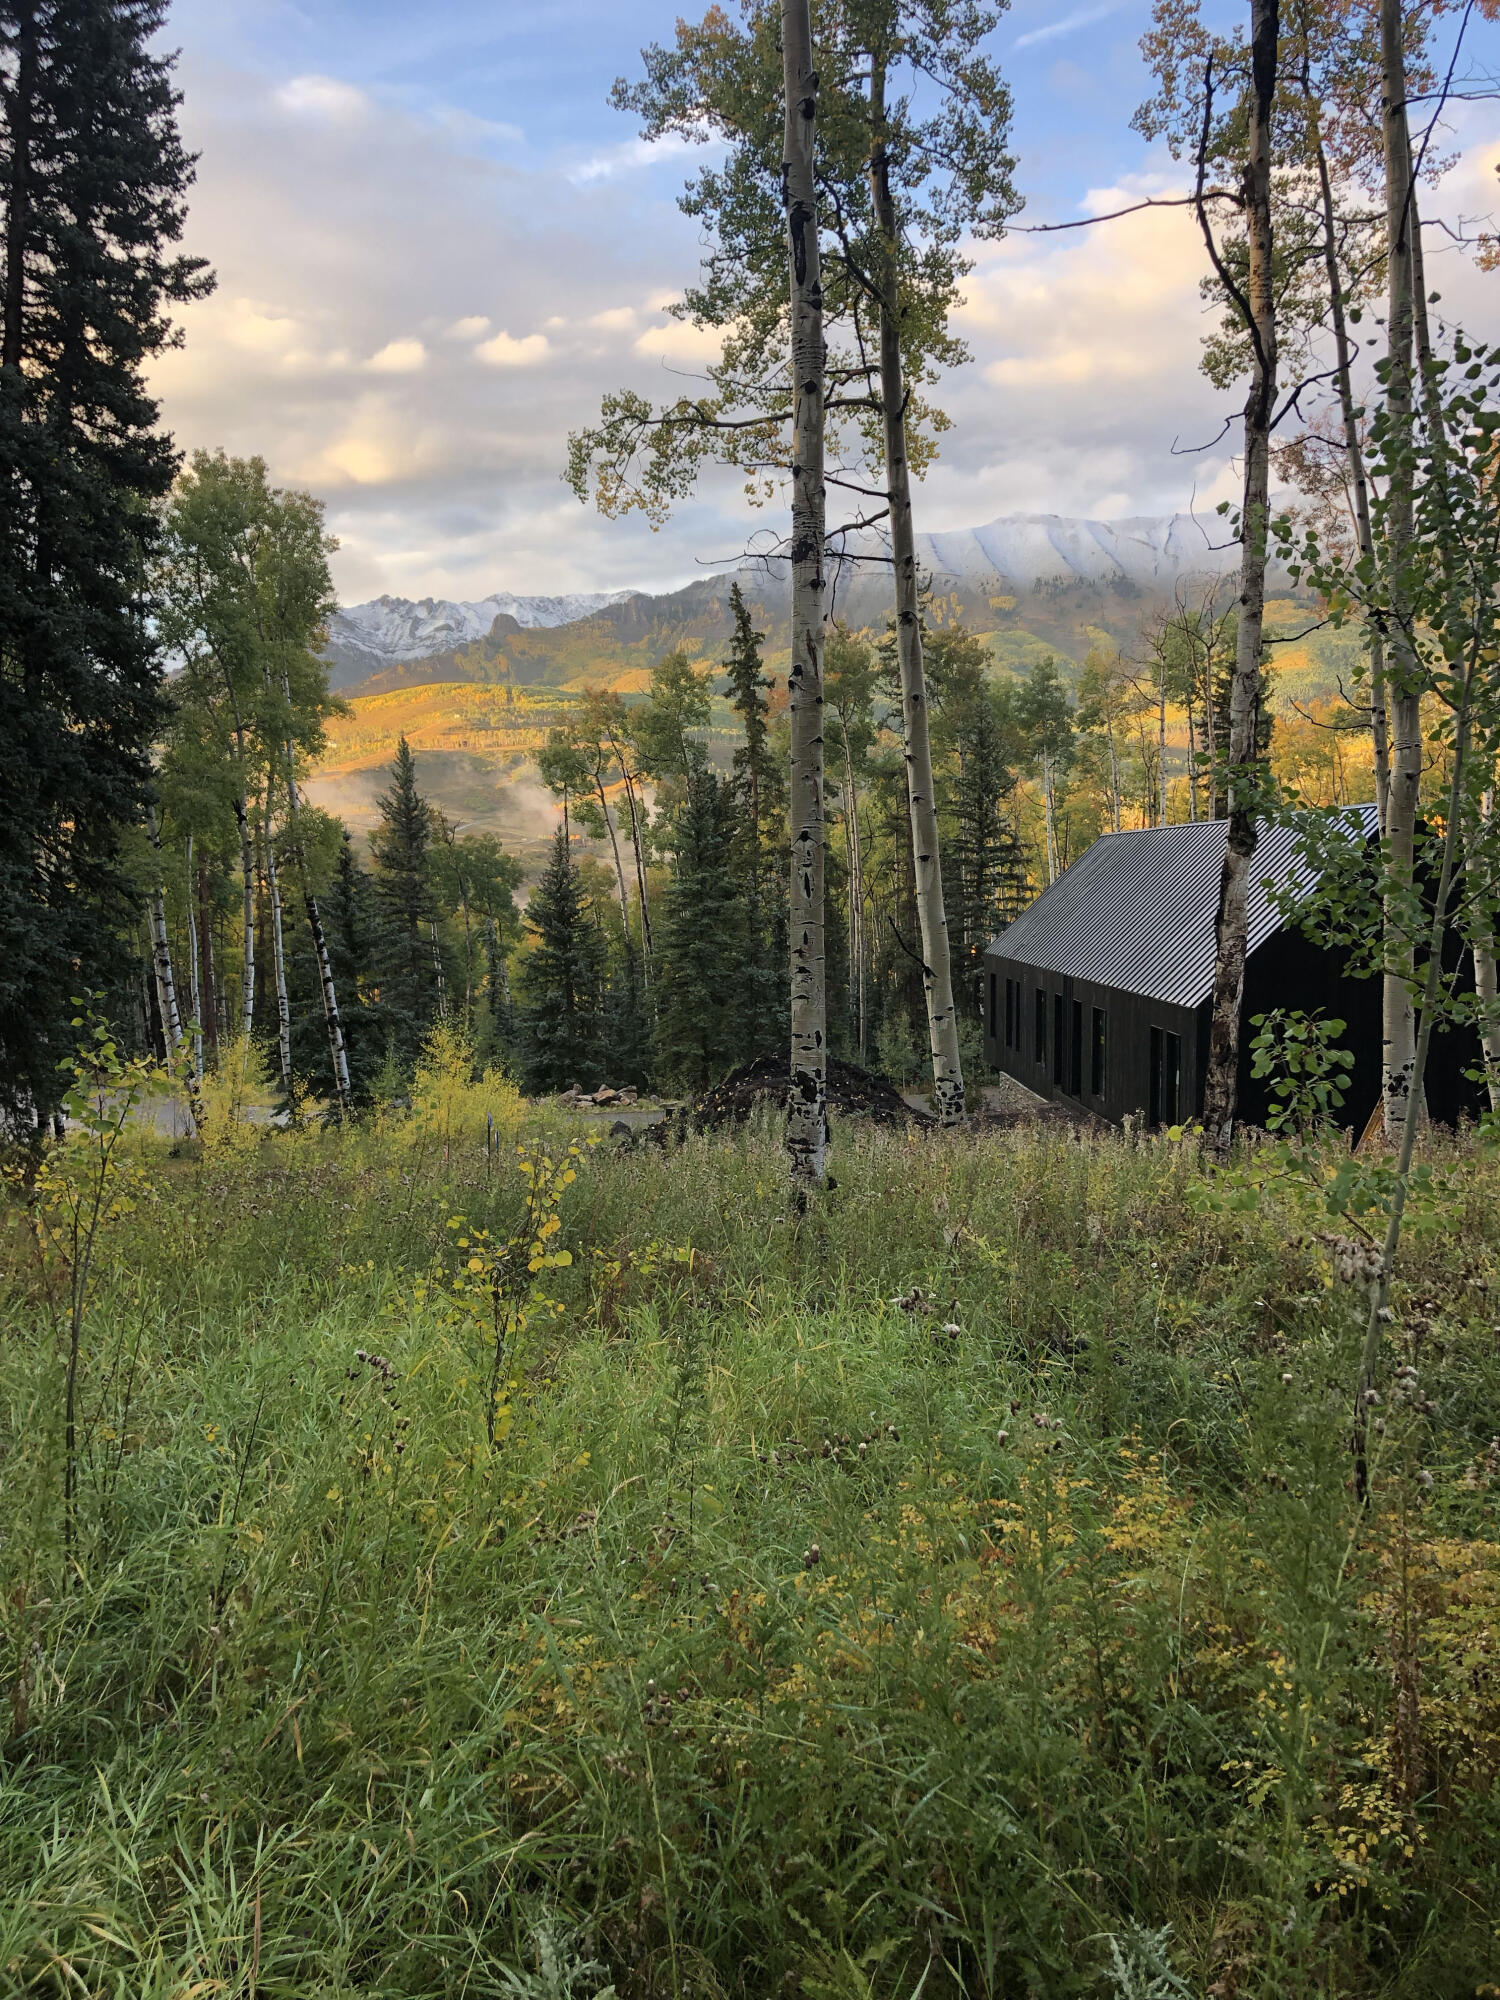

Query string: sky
[149,0,1500,607]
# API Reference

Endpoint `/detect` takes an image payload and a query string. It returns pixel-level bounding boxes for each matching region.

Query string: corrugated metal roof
[986,808,1379,1009]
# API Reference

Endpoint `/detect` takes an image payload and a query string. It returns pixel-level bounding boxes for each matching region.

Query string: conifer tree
[0,0,212,1126]
[516,827,607,1093]
[369,737,440,1051]
[655,770,747,1092]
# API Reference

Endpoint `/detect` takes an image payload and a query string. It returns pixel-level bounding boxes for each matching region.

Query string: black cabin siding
[985,956,1199,1126]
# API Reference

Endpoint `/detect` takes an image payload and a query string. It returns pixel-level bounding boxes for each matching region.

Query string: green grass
[3,1110,1500,1998]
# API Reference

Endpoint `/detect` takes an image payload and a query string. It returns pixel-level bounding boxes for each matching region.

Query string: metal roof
[985,807,1379,1010]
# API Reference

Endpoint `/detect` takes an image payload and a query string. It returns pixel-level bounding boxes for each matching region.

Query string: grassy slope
[4,1106,1500,1999]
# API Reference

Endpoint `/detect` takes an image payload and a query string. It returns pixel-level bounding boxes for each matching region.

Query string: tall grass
[2,1107,1498,1998]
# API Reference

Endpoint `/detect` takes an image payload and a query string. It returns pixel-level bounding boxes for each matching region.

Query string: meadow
[3,1070,1499,2000]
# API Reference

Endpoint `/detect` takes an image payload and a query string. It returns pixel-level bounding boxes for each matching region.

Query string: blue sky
[150,0,1500,605]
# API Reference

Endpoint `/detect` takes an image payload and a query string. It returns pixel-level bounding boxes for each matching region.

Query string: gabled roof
[986,807,1379,1009]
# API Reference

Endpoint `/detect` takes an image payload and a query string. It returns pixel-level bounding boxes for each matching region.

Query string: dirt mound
[689,1054,928,1131]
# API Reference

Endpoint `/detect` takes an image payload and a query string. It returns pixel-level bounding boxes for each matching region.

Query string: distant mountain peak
[326,587,639,672]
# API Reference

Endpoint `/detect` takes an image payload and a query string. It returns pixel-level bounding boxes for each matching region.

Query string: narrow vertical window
[1071,1000,1083,1096]
[988,971,997,1044]
[1149,1025,1163,1126]
[1091,1007,1106,1097]
[1035,988,1046,1066]
[1004,977,1014,1050]
[1052,994,1064,1086]
[1164,1031,1181,1125]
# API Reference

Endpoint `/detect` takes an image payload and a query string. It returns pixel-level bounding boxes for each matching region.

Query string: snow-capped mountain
[327,588,637,674]
[914,512,1238,592]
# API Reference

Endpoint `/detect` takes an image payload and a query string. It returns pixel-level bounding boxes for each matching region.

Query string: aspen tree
[145,807,204,1136]
[1199,0,1279,1153]
[867,38,962,1120]
[783,0,829,1190]
[570,2,1016,1151]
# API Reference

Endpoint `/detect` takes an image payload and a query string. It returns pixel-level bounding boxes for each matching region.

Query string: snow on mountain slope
[327,589,637,670]
[327,514,1242,677]
[915,513,1238,591]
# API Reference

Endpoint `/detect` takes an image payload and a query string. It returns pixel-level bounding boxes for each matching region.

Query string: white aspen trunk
[615,750,654,986]
[278,676,353,1112]
[233,786,255,1045]
[1309,100,1389,830]
[594,764,638,986]
[869,56,963,1123]
[1379,0,1422,1143]
[783,0,828,1189]
[430,922,449,1019]
[185,833,202,1078]
[1158,662,1169,825]
[841,730,867,1062]
[1043,758,1058,884]
[262,791,294,1103]
[1201,0,1278,1153]
[146,808,203,1137]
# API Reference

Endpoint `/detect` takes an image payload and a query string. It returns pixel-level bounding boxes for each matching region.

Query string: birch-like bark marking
[146,808,204,1137]
[278,690,353,1114]
[868,58,964,1124]
[233,788,255,1042]
[782,0,828,1191]
[185,833,202,1078]
[1378,0,1423,1142]
[262,792,294,1103]
[1307,91,1389,829]
[1201,0,1279,1152]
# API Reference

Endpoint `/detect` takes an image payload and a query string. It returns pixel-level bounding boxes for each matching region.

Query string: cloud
[366,338,426,374]
[566,127,721,186]
[147,44,1500,608]
[1014,4,1122,49]
[474,329,550,367]
[633,319,722,364]
[274,75,370,122]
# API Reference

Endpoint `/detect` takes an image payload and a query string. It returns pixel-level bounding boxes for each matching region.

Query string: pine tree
[369,737,440,1051]
[0,0,212,1127]
[516,827,606,1093]
[947,683,1024,1017]
[655,769,746,1092]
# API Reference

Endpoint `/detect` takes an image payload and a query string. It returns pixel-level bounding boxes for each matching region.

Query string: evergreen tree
[0,0,212,1127]
[369,737,440,1051]
[723,583,786,1061]
[516,827,606,1093]
[947,682,1025,1017]
[655,769,746,1092]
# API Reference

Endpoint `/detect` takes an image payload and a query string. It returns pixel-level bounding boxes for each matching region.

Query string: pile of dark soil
[689,1054,929,1131]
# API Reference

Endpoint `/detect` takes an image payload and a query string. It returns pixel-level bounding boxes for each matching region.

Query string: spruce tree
[947,683,1024,1018]
[517,827,607,1094]
[0,0,212,1126]
[655,769,746,1092]
[369,736,440,1051]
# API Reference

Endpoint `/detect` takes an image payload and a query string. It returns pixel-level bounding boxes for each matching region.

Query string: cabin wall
[983,953,1199,1125]
[985,925,1485,1132]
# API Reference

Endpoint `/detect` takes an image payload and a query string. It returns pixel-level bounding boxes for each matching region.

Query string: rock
[592,1086,620,1106]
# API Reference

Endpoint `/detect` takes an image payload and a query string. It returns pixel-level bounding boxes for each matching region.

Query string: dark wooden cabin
[982,810,1482,1130]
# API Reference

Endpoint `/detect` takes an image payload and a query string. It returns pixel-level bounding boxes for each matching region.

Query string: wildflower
[1280,1371,1294,1385]
[803,1544,821,1569]
[996,1430,1009,1445]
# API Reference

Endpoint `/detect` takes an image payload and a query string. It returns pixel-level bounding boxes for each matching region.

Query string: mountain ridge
[325,512,1242,690]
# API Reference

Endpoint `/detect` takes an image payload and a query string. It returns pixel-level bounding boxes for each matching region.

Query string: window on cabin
[1149,1026,1181,1126]
[1004,978,1014,1050]
[1071,1000,1083,1096]
[1091,1007,1106,1097]
[1053,994,1065,1086]
[1035,988,1046,1066]
[988,971,997,1044]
